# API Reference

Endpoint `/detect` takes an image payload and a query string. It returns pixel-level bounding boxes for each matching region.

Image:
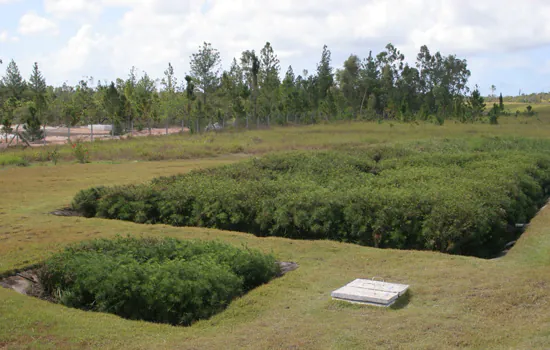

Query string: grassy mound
[72,137,550,258]
[38,236,279,326]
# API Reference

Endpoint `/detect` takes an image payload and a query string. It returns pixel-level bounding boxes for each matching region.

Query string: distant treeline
[2,42,499,138]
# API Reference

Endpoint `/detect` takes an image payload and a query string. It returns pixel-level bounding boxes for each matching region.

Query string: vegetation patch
[72,137,550,258]
[37,236,280,326]
[0,154,28,167]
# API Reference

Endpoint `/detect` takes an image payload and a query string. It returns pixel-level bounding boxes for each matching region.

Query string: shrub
[38,236,279,326]
[48,147,60,165]
[72,141,90,164]
[71,137,550,258]
[0,154,29,167]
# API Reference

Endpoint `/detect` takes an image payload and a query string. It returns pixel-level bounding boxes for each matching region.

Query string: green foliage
[71,140,89,164]
[38,236,279,326]
[72,138,550,258]
[48,146,60,165]
[22,103,44,141]
[489,103,500,125]
[0,154,28,167]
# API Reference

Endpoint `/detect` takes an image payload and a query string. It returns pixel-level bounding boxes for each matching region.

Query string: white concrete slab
[331,278,409,307]
[332,286,399,305]
[346,279,409,296]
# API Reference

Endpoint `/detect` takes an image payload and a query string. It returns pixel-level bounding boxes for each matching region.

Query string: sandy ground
[0,126,190,148]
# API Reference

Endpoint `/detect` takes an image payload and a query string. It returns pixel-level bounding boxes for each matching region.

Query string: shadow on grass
[390,290,412,310]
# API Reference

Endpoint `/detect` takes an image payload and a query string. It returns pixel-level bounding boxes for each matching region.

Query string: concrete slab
[331,278,409,307]
[347,279,409,296]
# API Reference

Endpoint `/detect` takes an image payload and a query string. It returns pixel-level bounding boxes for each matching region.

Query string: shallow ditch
[1,235,299,327]
[1,261,298,297]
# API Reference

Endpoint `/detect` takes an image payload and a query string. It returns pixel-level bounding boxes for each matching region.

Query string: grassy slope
[1,112,550,349]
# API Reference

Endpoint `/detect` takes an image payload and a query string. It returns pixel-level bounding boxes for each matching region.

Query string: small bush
[48,147,60,165]
[38,236,279,326]
[72,141,90,164]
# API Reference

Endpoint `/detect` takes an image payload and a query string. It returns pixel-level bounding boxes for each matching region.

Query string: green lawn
[1,113,550,349]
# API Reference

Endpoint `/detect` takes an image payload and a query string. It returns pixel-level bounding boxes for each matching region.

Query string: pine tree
[29,62,48,123]
[103,82,123,135]
[468,85,486,121]
[499,93,504,111]
[2,59,26,100]
[317,45,334,101]
[22,102,44,141]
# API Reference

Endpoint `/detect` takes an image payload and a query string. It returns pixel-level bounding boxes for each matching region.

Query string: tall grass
[2,108,550,166]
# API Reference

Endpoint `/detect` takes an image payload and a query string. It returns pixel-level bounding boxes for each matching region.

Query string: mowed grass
[1,112,550,349]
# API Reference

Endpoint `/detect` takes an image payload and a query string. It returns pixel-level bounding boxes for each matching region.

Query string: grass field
[1,106,550,349]
[1,104,550,166]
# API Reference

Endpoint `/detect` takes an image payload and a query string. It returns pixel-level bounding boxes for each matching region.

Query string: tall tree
[240,50,260,127]
[189,42,221,120]
[102,82,123,135]
[28,62,48,124]
[184,75,197,132]
[259,42,280,125]
[2,59,26,100]
[336,55,361,116]
[160,62,179,132]
[134,72,158,133]
[317,45,334,101]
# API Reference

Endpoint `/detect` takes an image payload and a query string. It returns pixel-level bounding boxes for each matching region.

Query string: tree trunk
[90,123,94,142]
[359,88,368,119]
[165,119,168,135]
[256,116,259,129]
[181,119,185,133]
[196,118,199,134]
[43,125,46,146]
[68,125,71,142]
[246,115,249,129]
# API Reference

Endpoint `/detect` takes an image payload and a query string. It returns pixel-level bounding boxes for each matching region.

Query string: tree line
[1,42,491,140]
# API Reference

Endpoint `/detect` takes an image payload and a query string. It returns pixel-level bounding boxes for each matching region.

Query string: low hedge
[72,137,550,258]
[38,236,280,326]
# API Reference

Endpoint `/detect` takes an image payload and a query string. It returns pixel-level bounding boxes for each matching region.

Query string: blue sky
[1,0,550,96]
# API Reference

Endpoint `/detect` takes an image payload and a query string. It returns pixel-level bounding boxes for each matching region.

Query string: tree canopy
[1,42,494,136]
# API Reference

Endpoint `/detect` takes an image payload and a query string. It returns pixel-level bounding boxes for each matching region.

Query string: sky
[1,0,550,96]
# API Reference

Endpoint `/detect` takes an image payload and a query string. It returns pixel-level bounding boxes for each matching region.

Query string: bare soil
[0,126,190,148]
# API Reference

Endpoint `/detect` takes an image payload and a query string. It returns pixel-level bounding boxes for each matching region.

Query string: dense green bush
[72,137,550,258]
[39,236,279,326]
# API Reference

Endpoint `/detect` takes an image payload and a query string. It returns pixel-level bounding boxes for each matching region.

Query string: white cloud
[42,24,109,81]
[25,0,550,87]
[0,30,20,43]
[43,0,103,19]
[18,13,59,35]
